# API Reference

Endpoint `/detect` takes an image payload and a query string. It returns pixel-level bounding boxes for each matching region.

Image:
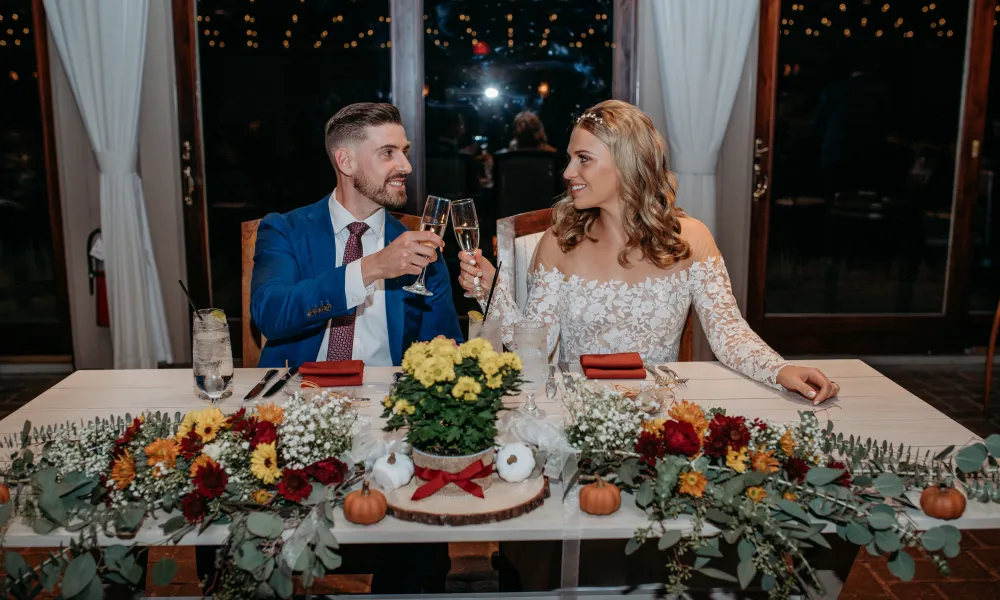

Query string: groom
[251,102,462,368]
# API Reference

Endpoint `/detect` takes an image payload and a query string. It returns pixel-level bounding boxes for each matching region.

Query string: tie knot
[346,222,370,236]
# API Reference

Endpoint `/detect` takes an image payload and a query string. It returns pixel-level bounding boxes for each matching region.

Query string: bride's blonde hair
[552,100,690,269]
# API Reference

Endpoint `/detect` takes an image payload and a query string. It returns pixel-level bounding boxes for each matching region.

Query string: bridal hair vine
[576,112,605,126]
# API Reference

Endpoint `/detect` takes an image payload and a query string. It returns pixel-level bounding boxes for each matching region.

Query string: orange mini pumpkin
[0,484,9,505]
[919,485,966,521]
[344,481,388,525]
[579,476,621,516]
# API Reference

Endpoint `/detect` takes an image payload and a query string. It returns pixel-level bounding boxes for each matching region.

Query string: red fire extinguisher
[87,228,110,328]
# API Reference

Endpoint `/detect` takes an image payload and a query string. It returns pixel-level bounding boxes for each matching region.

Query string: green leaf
[806,467,846,487]
[984,434,1000,458]
[810,497,834,516]
[697,567,739,583]
[62,554,97,598]
[315,544,342,571]
[724,474,746,497]
[922,526,957,552]
[943,541,961,558]
[163,515,187,535]
[810,533,832,549]
[269,569,294,600]
[32,518,57,535]
[117,506,145,531]
[78,575,103,600]
[0,501,13,526]
[738,558,757,590]
[777,499,811,524]
[722,528,743,545]
[846,522,874,546]
[316,524,339,550]
[705,508,734,526]
[40,560,61,592]
[292,547,313,573]
[853,475,873,487]
[695,539,724,558]
[693,556,711,569]
[624,536,643,556]
[235,541,268,572]
[875,529,902,553]
[103,545,129,569]
[38,492,67,526]
[301,484,328,506]
[761,573,776,592]
[658,530,682,551]
[737,540,755,562]
[4,551,29,579]
[867,511,897,530]
[248,512,285,539]
[887,550,915,582]
[874,473,904,498]
[635,481,653,508]
[933,445,956,461]
[618,458,640,487]
[152,558,178,586]
[955,444,988,474]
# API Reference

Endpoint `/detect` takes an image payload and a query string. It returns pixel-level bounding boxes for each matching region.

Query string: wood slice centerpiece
[385,474,549,526]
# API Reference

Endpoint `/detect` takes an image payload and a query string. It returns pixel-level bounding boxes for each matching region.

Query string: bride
[459,100,839,405]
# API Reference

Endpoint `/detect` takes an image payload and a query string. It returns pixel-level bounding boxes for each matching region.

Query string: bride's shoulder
[675,216,719,258]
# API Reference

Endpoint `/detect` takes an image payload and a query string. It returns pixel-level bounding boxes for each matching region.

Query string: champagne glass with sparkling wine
[450,198,483,300]
[403,195,451,296]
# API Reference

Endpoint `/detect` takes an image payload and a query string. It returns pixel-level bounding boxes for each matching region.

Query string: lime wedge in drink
[209,309,227,323]
[468,310,484,322]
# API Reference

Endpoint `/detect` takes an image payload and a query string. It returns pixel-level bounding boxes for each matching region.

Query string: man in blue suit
[251,102,462,369]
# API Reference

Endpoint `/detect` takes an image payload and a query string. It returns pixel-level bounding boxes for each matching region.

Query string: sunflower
[746,486,768,503]
[250,442,282,484]
[110,450,136,490]
[144,438,180,474]
[780,430,796,456]
[668,400,709,439]
[750,446,780,474]
[252,489,273,505]
[726,446,749,473]
[195,408,226,443]
[175,410,200,441]
[189,454,216,478]
[677,470,708,498]
[255,402,285,425]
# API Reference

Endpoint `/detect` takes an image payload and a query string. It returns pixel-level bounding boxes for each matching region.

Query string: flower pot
[411,447,494,496]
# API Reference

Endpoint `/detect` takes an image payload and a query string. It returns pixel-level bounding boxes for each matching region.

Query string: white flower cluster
[43,421,118,477]
[561,374,656,460]
[747,412,826,465]
[278,392,359,471]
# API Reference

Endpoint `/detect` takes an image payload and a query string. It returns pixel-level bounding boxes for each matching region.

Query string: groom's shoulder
[259,196,329,233]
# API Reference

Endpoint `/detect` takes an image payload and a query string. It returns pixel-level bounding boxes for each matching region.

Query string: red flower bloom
[661,420,701,457]
[826,460,853,487]
[114,416,144,452]
[252,421,278,447]
[181,490,210,523]
[751,418,769,432]
[231,411,259,441]
[306,458,348,486]
[179,431,203,459]
[783,457,810,483]
[276,468,313,503]
[227,407,247,425]
[193,460,229,499]
[636,430,665,467]
[704,414,750,458]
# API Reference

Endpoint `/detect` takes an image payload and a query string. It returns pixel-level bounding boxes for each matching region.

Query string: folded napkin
[580,352,646,379]
[299,360,364,387]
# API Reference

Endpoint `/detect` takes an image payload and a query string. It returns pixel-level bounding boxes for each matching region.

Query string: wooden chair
[985,297,1000,413]
[495,208,693,362]
[241,211,421,368]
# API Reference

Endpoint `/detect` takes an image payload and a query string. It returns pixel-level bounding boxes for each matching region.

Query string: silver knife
[244,369,279,401]
[263,366,299,398]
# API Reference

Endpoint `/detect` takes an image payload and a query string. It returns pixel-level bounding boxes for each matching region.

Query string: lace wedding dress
[486,220,790,388]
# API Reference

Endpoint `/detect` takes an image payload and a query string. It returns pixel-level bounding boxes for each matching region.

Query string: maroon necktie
[326,221,369,361]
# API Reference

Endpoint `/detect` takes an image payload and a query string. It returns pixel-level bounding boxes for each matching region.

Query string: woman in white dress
[459,100,839,405]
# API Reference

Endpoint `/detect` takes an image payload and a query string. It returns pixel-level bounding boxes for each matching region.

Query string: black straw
[178,280,204,321]
[483,261,502,320]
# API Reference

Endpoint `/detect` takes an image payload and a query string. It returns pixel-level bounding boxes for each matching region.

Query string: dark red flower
[636,430,666,467]
[704,414,750,458]
[227,408,247,425]
[114,416,144,450]
[252,421,278,447]
[231,411,259,441]
[306,458,348,486]
[783,457,811,483]
[661,420,701,457]
[751,418,769,432]
[826,460,852,487]
[181,490,210,523]
[179,431,203,459]
[276,468,312,503]
[193,460,229,499]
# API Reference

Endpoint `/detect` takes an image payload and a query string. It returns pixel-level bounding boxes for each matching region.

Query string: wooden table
[1,360,997,597]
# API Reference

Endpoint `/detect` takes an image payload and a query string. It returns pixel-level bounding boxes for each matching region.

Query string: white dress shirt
[315,190,393,366]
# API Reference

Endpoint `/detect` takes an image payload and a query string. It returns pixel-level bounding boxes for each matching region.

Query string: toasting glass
[450,198,484,300]
[403,195,451,296]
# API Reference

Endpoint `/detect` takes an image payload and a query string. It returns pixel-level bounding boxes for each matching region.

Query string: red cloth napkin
[299,360,364,387]
[579,352,646,379]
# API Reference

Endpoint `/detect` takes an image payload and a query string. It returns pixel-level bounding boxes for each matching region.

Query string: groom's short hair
[325,103,402,159]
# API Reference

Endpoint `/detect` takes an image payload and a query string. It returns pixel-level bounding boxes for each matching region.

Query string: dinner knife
[262,366,299,398]
[244,368,279,401]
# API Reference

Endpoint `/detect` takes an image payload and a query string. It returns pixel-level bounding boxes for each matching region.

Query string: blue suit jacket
[250,196,463,368]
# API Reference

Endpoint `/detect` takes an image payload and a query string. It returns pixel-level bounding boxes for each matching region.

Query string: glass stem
[414,266,428,289]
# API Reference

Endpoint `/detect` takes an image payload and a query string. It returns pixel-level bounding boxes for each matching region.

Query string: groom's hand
[360,231,445,286]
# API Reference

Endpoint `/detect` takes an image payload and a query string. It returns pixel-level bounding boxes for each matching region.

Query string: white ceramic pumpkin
[372,452,414,490]
[496,443,535,483]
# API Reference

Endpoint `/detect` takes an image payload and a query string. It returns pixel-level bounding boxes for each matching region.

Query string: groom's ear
[334,146,356,177]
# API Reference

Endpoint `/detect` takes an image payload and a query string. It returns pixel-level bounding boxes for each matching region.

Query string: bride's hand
[457,249,496,294]
[776,366,840,405]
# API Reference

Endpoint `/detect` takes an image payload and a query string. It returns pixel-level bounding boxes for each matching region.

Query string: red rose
[783,457,810,483]
[276,468,312,503]
[705,414,750,458]
[179,431,203,459]
[252,421,278,447]
[826,460,852,487]
[661,420,700,457]
[636,431,665,467]
[181,490,210,523]
[306,458,348,486]
[194,460,229,499]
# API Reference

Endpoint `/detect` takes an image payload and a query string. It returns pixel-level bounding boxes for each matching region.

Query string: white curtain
[651,0,759,234]
[45,0,172,368]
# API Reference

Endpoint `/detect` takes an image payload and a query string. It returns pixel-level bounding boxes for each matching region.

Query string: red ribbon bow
[410,459,494,501]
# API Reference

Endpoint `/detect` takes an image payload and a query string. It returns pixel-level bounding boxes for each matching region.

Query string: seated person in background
[504,111,557,153]
[251,102,463,369]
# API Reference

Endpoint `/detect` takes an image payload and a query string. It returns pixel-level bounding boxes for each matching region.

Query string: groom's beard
[354,166,407,210]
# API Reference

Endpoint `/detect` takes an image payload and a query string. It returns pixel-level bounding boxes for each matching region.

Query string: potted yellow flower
[381,337,523,497]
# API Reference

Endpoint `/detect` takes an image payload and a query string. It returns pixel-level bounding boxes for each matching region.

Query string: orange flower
[111,450,136,490]
[746,486,767,503]
[678,470,708,498]
[782,491,798,502]
[750,446,780,474]
[641,418,666,435]
[780,430,796,456]
[669,400,709,439]
[252,489,273,505]
[189,454,216,479]
[255,402,285,425]
[145,438,179,475]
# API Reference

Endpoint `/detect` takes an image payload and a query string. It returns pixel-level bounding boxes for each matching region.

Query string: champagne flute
[450,198,484,300]
[403,195,451,296]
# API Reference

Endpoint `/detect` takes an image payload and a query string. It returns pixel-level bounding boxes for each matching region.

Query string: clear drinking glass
[192,309,234,403]
[450,198,484,300]
[512,321,548,416]
[403,195,451,296]
[469,310,504,353]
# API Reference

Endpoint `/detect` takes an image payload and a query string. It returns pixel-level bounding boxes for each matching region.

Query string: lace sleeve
[478,266,562,357]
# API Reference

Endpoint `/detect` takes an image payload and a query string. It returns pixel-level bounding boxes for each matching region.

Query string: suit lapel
[384,216,406,365]
[305,195,337,280]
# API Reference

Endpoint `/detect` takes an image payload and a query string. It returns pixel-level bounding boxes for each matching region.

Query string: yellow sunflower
[111,450,136,491]
[195,407,226,443]
[250,442,282,484]
[255,402,285,425]
[175,410,200,440]
[726,446,749,474]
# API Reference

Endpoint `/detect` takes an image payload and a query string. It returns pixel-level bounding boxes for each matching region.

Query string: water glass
[192,309,234,403]
[468,311,504,353]
[512,321,548,416]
